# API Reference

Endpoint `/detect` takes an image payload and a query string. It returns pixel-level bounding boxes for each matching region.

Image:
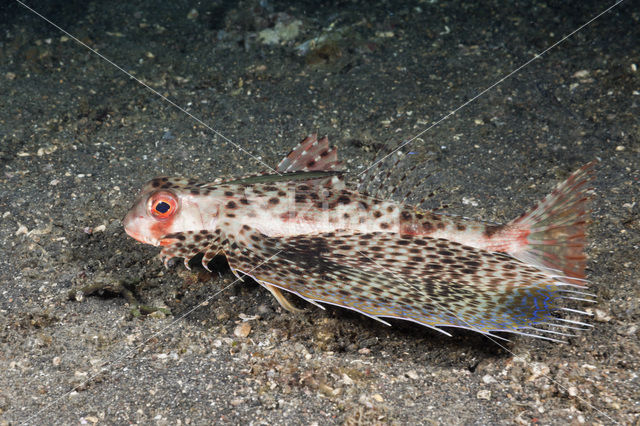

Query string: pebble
[234,322,251,338]
[342,373,354,385]
[406,370,419,380]
[476,389,491,400]
[482,374,497,384]
[526,362,550,382]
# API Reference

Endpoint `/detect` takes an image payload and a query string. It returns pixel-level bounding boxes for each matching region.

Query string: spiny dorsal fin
[277,134,342,172]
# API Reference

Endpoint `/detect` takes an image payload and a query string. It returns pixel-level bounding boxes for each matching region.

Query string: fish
[123,134,597,341]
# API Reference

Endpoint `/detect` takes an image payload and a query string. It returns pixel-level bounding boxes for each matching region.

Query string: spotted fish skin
[123,134,596,341]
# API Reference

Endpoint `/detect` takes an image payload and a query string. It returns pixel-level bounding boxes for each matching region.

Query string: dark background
[1,0,638,423]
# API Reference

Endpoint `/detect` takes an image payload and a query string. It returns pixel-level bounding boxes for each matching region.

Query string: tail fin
[507,161,597,285]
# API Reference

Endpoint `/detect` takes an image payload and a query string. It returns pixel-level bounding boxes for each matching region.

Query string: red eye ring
[148,191,179,220]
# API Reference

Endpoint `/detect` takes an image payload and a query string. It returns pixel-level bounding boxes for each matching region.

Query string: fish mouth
[124,227,160,247]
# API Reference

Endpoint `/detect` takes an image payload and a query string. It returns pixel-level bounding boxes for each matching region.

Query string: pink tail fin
[508,161,597,285]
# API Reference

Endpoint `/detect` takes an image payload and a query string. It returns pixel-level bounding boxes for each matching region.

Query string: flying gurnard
[123,135,596,341]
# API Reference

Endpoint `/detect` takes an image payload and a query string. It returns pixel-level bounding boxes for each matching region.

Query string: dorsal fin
[277,134,342,172]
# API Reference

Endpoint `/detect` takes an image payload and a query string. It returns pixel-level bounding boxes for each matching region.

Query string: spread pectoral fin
[225,228,589,341]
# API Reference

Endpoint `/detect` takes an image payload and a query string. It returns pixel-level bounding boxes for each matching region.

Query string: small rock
[15,223,28,236]
[476,389,491,400]
[526,362,550,382]
[372,394,384,402]
[234,322,251,338]
[482,374,497,384]
[406,370,419,380]
[586,307,612,322]
[568,386,578,397]
[342,373,354,385]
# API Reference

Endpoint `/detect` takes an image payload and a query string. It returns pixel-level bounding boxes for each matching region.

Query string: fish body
[124,135,596,340]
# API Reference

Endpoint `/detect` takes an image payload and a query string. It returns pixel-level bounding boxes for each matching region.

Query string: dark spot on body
[436,222,445,230]
[268,197,280,205]
[224,191,234,197]
[337,195,351,204]
[226,201,237,209]
[484,224,503,237]
[456,224,466,231]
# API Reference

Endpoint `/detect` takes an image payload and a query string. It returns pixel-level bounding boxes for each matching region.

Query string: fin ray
[224,227,589,339]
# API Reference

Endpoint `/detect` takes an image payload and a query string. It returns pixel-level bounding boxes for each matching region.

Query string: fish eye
[148,191,179,219]
[155,201,171,213]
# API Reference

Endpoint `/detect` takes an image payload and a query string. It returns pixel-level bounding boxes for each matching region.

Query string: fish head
[123,177,220,247]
